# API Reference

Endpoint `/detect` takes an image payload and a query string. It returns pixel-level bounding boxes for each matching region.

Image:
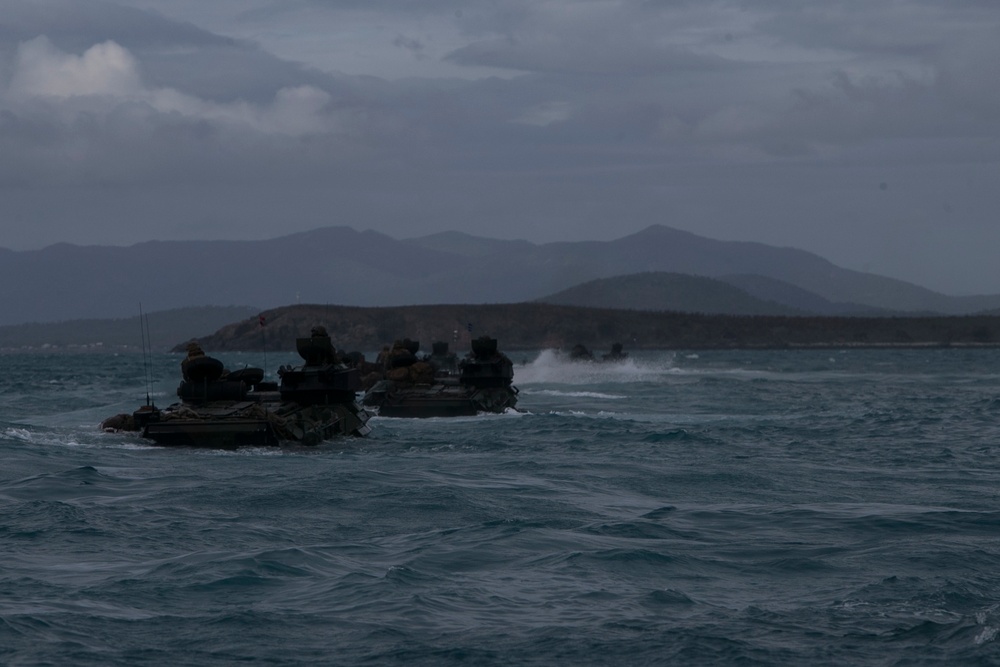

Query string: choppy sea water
[3,348,1000,666]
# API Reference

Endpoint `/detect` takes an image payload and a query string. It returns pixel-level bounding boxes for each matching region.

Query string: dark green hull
[138,399,371,448]
[363,381,517,418]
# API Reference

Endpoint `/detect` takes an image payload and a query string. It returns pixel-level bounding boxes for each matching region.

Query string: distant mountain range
[536,272,899,316]
[3,224,1000,327]
[539,273,804,316]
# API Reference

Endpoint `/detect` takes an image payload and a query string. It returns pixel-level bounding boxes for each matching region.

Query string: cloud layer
[2,0,999,294]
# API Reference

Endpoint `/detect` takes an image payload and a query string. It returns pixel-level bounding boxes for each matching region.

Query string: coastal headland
[178,303,1000,353]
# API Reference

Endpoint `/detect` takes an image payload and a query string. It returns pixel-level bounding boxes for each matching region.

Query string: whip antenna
[144,309,153,405]
[259,314,268,379]
[139,303,151,406]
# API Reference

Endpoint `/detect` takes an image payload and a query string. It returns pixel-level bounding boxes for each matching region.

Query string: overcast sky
[2,0,999,294]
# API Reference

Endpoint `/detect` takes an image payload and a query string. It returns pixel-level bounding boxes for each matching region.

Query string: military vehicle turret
[568,343,595,362]
[602,342,628,362]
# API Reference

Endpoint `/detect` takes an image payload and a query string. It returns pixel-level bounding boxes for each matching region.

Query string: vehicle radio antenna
[139,303,152,406]
[259,314,268,379]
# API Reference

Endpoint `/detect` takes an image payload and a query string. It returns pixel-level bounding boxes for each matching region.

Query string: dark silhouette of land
[6,303,1000,354]
[180,303,1000,353]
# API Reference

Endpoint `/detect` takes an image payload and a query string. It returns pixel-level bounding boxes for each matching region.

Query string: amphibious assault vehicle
[362,336,519,418]
[101,328,371,448]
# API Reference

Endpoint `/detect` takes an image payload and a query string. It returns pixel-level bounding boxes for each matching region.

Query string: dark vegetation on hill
[6,302,1000,354]
[181,303,1000,354]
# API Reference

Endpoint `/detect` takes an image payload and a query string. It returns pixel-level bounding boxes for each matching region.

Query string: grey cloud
[445,38,733,76]
[3,0,229,53]
[1,0,356,104]
[392,34,426,57]
[444,2,742,75]
[756,1,998,56]
[3,0,1000,295]
[230,0,471,21]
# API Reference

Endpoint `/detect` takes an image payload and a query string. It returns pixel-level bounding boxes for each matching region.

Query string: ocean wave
[523,389,627,399]
[514,349,682,385]
[513,349,879,388]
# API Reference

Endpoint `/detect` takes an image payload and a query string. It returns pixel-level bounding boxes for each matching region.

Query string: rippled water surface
[3,348,1000,665]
